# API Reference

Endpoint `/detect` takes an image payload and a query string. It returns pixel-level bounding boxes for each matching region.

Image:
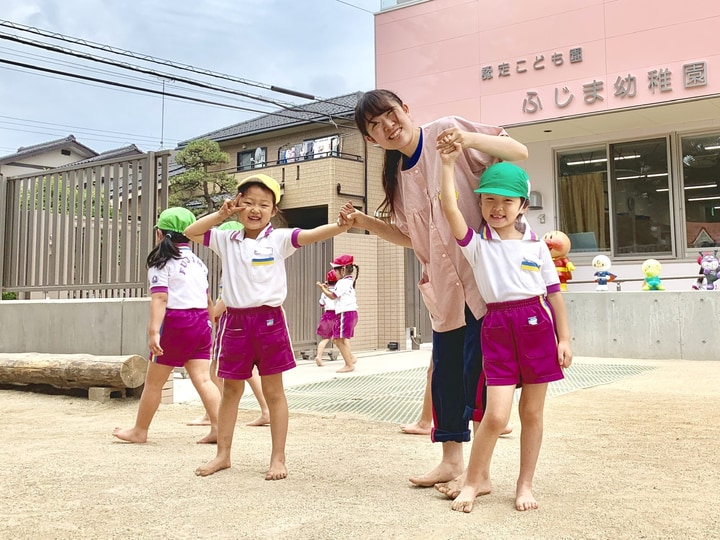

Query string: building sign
[482,47,584,81]
[521,61,707,114]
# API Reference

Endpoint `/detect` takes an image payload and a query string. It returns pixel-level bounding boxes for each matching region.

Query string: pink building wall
[375,0,720,127]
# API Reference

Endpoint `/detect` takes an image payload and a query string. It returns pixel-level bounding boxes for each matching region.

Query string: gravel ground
[1,358,718,540]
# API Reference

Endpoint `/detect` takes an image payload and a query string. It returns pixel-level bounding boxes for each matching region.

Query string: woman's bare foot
[336,365,354,373]
[409,461,463,487]
[450,482,491,513]
[515,483,538,511]
[400,421,431,436]
[195,456,231,476]
[196,430,217,444]
[186,415,211,426]
[265,460,287,480]
[315,357,324,367]
[246,413,270,426]
[112,427,147,443]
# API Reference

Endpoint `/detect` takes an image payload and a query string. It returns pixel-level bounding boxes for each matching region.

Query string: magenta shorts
[481,296,563,386]
[151,308,212,368]
[211,311,227,362]
[316,310,336,339]
[333,310,358,339]
[216,305,296,380]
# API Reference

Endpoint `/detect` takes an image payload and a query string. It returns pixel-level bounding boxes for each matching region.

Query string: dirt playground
[1,357,719,539]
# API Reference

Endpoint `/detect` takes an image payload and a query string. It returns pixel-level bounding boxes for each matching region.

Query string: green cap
[218,220,244,231]
[156,207,196,234]
[474,162,530,199]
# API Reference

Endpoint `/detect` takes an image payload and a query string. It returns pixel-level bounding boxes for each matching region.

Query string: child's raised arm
[184,198,238,243]
[439,142,471,241]
[296,220,350,247]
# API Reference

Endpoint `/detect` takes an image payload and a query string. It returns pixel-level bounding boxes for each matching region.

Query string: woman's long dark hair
[146,230,189,269]
[354,89,405,219]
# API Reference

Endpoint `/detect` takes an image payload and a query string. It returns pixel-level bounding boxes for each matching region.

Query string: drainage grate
[238,363,657,425]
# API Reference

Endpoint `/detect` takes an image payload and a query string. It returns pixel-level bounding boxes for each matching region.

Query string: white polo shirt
[205,224,301,309]
[458,222,560,304]
[319,290,336,311]
[148,244,209,309]
[333,276,358,313]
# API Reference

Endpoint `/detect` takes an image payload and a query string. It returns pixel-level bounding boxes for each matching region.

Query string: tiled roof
[0,134,97,164]
[68,144,144,166]
[178,91,360,146]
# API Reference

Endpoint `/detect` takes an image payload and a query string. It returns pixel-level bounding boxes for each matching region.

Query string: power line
[0,19,357,114]
[0,57,357,130]
[0,19,321,102]
[0,31,308,112]
[0,115,181,144]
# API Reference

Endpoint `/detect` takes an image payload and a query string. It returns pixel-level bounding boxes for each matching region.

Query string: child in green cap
[113,207,221,445]
[439,146,572,514]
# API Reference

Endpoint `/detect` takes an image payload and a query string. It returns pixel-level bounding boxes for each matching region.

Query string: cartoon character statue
[641,258,665,291]
[542,230,575,291]
[591,255,617,291]
[692,250,720,290]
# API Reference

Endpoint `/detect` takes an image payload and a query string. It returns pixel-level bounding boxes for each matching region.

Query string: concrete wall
[1,292,718,360]
[564,291,719,360]
[0,298,149,357]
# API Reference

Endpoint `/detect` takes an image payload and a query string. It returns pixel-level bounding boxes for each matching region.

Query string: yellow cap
[237,173,281,204]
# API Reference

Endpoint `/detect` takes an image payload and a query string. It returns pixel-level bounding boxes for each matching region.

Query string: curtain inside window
[559,173,607,249]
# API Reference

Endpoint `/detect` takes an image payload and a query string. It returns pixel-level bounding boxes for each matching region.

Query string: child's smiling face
[236,184,277,238]
[479,193,526,238]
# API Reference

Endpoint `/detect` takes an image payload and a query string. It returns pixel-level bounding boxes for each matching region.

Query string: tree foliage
[170,139,236,215]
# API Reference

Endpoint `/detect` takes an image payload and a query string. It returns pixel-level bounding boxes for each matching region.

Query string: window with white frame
[680,132,720,250]
[557,137,672,256]
[237,147,267,171]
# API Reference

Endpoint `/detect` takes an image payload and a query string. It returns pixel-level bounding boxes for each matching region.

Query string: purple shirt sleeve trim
[457,227,474,247]
[150,286,169,295]
[203,230,212,247]
[546,283,561,295]
[291,228,302,248]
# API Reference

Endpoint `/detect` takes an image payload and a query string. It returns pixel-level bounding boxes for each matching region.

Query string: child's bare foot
[246,413,270,426]
[435,470,465,499]
[500,424,513,436]
[450,483,491,513]
[112,427,147,443]
[515,484,538,511]
[400,421,431,436]
[196,431,217,444]
[186,415,211,426]
[315,357,324,367]
[265,460,287,480]
[409,461,463,487]
[336,365,354,373]
[195,456,230,476]
[436,470,493,500]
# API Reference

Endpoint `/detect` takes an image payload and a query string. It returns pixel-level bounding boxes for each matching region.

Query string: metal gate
[403,248,432,345]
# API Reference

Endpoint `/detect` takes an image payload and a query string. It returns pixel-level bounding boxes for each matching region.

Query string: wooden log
[0,353,148,390]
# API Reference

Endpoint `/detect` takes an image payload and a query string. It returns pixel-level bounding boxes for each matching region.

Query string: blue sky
[0,0,378,155]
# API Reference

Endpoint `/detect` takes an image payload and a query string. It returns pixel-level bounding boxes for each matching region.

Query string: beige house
[177,92,430,351]
[0,135,98,178]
